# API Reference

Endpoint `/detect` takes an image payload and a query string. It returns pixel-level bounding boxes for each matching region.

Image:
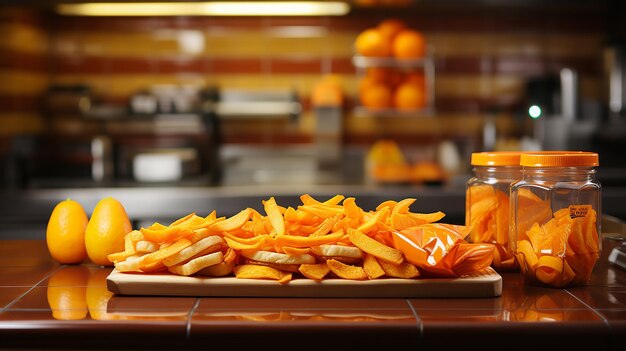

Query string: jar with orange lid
[511,151,601,288]
[466,151,522,271]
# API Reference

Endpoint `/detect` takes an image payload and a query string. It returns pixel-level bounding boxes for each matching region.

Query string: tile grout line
[405,299,423,339]
[2,265,63,311]
[186,298,201,342]
[563,289,611,328]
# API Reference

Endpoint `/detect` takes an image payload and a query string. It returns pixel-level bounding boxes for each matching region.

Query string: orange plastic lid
[520,151,599,167]
[471,151,522,166]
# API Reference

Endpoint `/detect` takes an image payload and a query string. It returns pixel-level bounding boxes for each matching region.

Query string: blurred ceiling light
[56,2,351,16]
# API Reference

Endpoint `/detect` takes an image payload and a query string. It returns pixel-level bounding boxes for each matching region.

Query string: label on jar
[569,205,592,219]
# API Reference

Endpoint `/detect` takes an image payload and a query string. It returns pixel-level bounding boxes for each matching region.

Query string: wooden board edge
[106,268,503,298]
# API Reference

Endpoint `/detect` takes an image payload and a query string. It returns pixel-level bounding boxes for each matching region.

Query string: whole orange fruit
[365,67,393,83]
[85,197,132,266]
[404,71,425,86]
[392,29,426,59]
[377,18,406,41]
[355,28,391,57]
[46,199,89,264]
[360,82,393,109]
[394,81,426,110]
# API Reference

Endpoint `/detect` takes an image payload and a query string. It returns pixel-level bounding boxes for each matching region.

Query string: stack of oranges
[355,19,428,111]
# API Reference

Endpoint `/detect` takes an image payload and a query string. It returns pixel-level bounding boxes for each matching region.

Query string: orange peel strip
[348,228,404,265]
[391,198,417,215]
[140,260,166,273]
[363,253,385,279]
[282,246,311,256]
[263,197,286,236]
[296,210,320,226]
[298,205,344,219]
[378,259,420,279]
[274,230,344,247]
[357,207,390,233]
[375,200,398,212]
[210,208,254,232]
[139,226,194,244]
[536,255,564,285]
[516,239,539,270]
[323,194,345,206]
[223,232,266,245]
[283,207,298,222]
[108,230,143,263]
[300,194,322,205]
[169,212,196,226]
[326,259,368,280]
[310,215,342,237]
[342,197,363,220]
[138,238,192,268]
[223,247,237,263]
[233,264,292,284]
[273,229,344,248]
[409,211,446,224]
[162,235,225,267]
[298,263,331,280]
[223,236,267,251]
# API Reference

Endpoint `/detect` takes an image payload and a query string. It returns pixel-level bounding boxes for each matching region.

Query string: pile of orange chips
[108,194,495,283]
[514,189,599,288]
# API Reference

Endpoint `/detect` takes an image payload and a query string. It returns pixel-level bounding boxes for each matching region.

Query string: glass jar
[511,151,601,288]
[466,152,522,272]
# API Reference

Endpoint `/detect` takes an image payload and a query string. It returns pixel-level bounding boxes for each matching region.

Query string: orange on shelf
[393,81,426,110]
[365,66,394,82]
[365,139,411,183]
[355,28,392,57]
[371,164,411,183]
[410,161,445,184]
[360,82,393,109]
[392,29,426,59]
[377,18,406,41]
[311,75,344,107]
[403,71,425,86]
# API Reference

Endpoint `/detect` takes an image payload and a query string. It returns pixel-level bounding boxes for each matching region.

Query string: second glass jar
[466,151,522,272]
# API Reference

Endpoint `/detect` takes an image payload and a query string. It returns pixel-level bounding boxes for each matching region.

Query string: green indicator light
[528,105,542,119]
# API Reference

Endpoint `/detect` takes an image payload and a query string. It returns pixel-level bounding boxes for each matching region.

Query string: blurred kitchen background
[1,0,626,237]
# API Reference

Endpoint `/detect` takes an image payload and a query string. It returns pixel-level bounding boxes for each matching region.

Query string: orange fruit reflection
[47,265,90,320]
[86,268,115,320]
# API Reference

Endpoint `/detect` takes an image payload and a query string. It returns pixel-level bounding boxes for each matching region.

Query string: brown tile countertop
[1,239,625,351]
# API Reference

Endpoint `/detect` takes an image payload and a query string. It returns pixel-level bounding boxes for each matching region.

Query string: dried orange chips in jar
[466,152,522,272]
[511,151,601,288]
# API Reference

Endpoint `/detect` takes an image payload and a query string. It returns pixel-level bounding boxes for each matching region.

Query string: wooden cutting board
[107,267,502,298]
